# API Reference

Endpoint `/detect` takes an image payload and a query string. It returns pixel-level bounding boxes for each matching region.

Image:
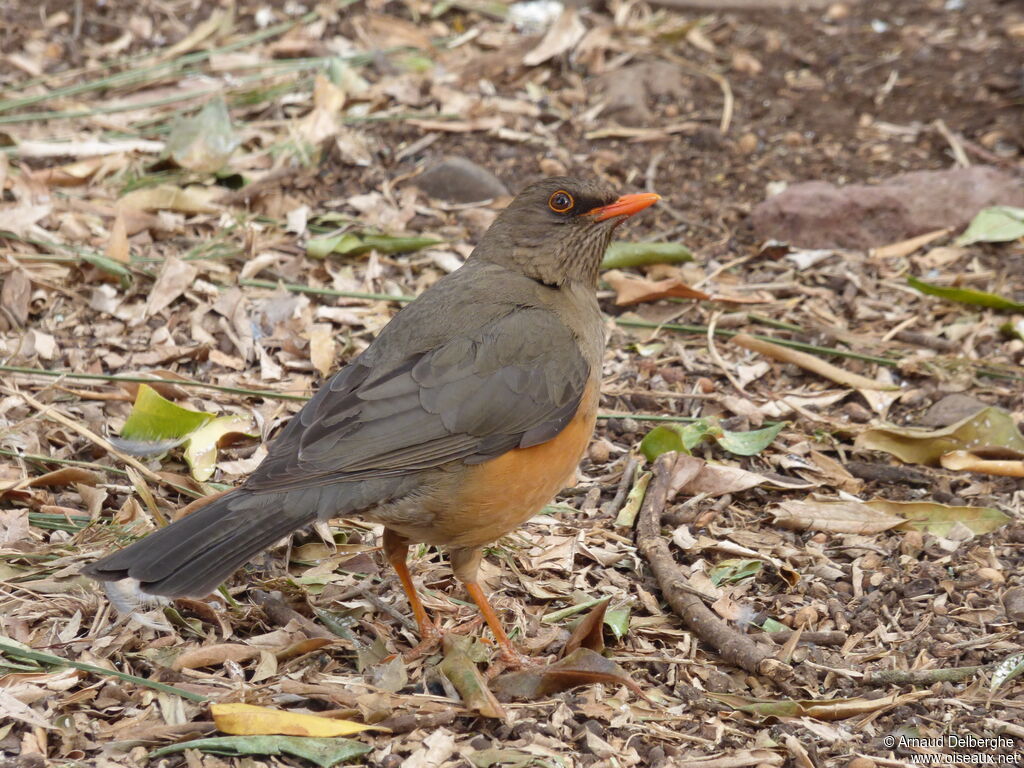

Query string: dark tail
[82,487,320,598]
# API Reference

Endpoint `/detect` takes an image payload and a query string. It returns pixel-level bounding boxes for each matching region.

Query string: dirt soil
[1,0,1023,766]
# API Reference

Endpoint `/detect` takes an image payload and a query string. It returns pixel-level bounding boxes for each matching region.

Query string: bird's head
[472,177,660,287]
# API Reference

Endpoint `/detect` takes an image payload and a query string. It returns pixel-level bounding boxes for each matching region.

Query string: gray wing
[243,307,589,492]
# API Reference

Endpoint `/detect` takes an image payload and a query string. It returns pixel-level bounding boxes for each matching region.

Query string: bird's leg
[382,529,440,651]
[450,547,533,670]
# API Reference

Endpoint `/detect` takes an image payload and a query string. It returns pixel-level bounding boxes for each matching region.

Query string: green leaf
[679,420,720,451]
[709,558,763,585]
[640,419,785,461]
[604,606,631,640]
[149,736,371,767]
[120,384,213,441]
[601,241,694,270]
[955,205,1024,246]
[639,425,685,461]
[855,406,1024,466]
[717,422,787,456]
[307,232,442,259]
[908,276,1024,312]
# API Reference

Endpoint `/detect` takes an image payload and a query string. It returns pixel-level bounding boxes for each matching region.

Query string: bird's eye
[548,190,574,213]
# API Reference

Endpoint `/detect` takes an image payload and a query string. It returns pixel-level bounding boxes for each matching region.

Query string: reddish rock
[750,166,1024,249]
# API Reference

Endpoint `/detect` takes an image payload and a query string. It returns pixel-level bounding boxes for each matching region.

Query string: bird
[83,177,660,664]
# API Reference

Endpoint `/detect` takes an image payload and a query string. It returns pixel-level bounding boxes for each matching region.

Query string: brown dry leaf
[868,227,952,259]
[604,269,711,305]
[106,211,130,264]
[563,598,609,656]
[523,7,587,66]
[308,324,337,378]
[670,454,768,498]
[0,202,51,236]
[770,499,904,534]
[731,333,898,391]
[16,466,102,491]
[210,702,376,737]
[490,648,648,703]
[1,269,31,326]
[145,256,199,318]
[172,643,261,670]
[708,691,901,721]
[118,184,221,214]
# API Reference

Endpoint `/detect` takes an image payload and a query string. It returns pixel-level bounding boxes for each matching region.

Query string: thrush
[84,177,660,663]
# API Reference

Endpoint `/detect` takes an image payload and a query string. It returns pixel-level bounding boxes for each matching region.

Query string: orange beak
[587,192,661,222]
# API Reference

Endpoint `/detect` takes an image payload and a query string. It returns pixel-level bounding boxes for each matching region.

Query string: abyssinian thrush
[84,177,660,662]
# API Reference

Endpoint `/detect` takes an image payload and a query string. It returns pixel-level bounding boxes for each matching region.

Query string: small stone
[848,758,875,768]
[1002,586,1024,622]
[900,530,924,556]
[782,130,803,146]
[737,132,759,154]
[588,440,611,464]
[840,401,873,423]
[414,156,509,203]
[976,567,1004,583]
[697,377,716,394]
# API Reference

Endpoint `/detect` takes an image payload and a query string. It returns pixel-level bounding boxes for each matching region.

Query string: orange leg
[463,581,531,669]
[451,547,532,669]
[382,529,439,646]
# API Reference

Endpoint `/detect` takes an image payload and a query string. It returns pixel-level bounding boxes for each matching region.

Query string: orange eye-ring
[548,190,574,213]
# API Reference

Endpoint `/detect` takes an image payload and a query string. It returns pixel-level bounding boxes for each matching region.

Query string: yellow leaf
[211,702,377,737]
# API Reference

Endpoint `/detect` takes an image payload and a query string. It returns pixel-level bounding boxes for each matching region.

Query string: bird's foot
[399,619,444,661]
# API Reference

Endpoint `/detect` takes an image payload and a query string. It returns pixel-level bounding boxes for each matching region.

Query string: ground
[0,0,1023,766]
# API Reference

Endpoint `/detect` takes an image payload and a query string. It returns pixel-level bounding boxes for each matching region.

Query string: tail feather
[83,488,318,598]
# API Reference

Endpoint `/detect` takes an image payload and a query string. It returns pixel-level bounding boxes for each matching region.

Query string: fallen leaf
[183,414,257,482]
[855,406,1024,465]
[167,95,240,173]
[145,256,199,317]
[640,420,785,461]
[211,702,376,738]
[490,648,648,702]
[908,276,1024,312]
[173,643,261,670]
[867,499,1010,535]
[523,6,586,66]
[120,384,213,443]
[563,598,609,656]
[869,227,951,259]
[708,691,900,721]
[438,635,506,719]
[309,324,337,378]
[149,735,371,768]
[307,232,441,259]
[955,205,1024,246]
[604,269,711,306]
[770,499,904,534]
[118,184,221,214]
